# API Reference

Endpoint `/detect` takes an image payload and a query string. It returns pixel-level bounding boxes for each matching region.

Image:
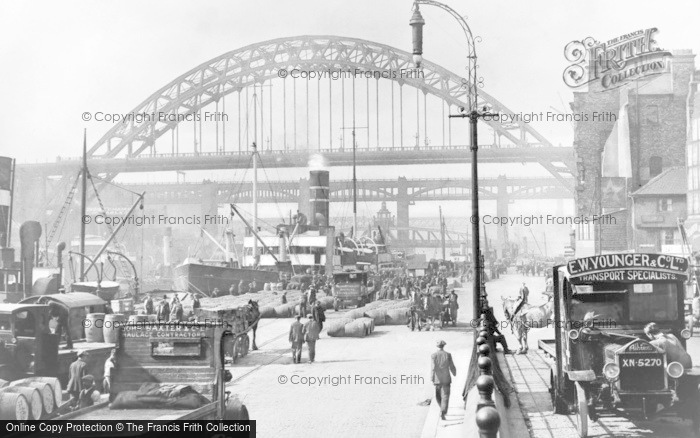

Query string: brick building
[573,50,696,255]
[630,167,686,253]
[684,72,700,248]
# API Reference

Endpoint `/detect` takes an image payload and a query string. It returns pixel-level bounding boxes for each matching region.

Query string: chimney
[309,170,330,227]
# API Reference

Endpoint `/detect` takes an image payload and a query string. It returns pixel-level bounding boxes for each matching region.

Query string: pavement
[486,271,700,438]
[227,287,474,438]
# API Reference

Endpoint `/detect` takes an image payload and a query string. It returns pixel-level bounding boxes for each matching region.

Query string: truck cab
[0,304,58,381]
[545,253,693,437]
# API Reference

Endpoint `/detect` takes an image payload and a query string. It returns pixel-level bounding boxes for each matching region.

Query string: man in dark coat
[68,350,90,408]
[144,295,154,315]
[312,301,326,331]
[50,303,73,349]
[431,340,456,420]
[157,296,170,321]
[289,316,305,364]
[304,314,321,363]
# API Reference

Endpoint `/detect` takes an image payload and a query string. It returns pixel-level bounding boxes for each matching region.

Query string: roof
[632,167,686,197]
[0,304,49,314]
[19,292,106,309]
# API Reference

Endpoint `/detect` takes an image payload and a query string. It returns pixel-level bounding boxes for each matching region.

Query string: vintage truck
[332,270,374,310]
[540,253,699,437]
[57,320,248,422]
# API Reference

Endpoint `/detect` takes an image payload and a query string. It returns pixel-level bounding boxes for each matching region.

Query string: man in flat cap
[68,350,90,408]
[431,340,456,420]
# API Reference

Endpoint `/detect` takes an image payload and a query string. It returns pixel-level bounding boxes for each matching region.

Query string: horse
[421,294,443,331]
[245,299,261,350]
[511,295,554,354]
[501,296,532,334]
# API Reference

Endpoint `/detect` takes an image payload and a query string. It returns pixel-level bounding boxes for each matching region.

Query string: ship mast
[252,89,258,267]
[79,129,87,281]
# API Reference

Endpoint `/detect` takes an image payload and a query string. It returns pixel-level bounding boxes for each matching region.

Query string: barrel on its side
[15,377,62,408]
[1,387,42,420]
[103,313,126,343]
[0,391,29,420]
[85,313,105,342]
[10,381,54,416]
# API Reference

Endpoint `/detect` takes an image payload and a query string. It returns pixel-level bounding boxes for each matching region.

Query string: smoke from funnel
[308,154,329,171]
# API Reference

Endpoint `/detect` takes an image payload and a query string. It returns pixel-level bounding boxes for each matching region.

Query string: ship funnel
[309,170,330,227]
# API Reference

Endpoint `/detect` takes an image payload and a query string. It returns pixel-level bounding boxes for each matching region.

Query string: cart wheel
[241,335,250,357]
[232,337,240,363]
[574,382,588,437]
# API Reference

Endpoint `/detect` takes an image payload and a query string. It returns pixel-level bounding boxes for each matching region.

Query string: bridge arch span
[90,35,553,159]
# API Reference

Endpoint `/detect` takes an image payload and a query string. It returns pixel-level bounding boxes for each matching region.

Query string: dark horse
[245,300,261,350]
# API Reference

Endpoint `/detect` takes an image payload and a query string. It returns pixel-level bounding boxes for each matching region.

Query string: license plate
[621,356,663,367]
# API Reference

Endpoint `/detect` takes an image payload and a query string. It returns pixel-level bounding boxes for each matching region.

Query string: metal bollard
[476,374,496,410]
[476,405,500,438]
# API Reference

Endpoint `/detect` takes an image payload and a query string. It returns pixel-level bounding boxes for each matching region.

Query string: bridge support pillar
[397,177,410,241]
[496,175,509,258]
[297,177,310,218]
[201,181,219,236]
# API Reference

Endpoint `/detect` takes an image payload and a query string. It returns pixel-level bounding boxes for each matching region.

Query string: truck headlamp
[681,329,691,340]
[567,329,579,340]
[666,361,685,379]
[603,362,620,381]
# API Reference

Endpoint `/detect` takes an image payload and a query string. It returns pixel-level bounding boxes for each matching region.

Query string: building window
[643,105,659,125]
[649,156,663,178]
[658,198,673,212]
[664,229,675,245]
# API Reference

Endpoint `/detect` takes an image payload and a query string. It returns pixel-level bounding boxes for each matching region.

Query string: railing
[474,313,501,437]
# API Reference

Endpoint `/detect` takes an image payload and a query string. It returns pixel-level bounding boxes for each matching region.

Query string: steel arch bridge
[89,35,553,159]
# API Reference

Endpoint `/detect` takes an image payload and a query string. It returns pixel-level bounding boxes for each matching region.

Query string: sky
[0,0,698,254]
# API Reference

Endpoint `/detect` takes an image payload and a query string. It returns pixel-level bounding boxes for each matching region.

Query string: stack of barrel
[85,312,128,344]
[0,377,63,420]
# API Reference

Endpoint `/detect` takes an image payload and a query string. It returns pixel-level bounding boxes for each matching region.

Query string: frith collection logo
[563,28,672,90]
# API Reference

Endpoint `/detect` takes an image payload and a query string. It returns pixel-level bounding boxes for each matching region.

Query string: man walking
[304,314,321,363]
[289,315,305,364]
[157,295,170,321]
[103,349,117,397]
[431,340,456,420]
[299,291,308,317]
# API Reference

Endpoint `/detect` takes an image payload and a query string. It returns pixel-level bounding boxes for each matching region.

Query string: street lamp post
[409,0,496,321]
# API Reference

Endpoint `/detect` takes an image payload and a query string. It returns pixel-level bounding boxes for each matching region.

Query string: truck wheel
[225,394,250,421]
[574,382,588,437]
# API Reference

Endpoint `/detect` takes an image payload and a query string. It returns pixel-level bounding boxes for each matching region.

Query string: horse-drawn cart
[195,304,258,364]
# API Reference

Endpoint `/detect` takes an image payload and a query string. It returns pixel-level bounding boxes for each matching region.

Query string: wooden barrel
[365,309,387,326]
[275,282,284,291]
[386,309,409,325]
[10,381,54,416]
[1,387,42,420]
[0,391,29,420]
[259,306,276,318]
[15,377,62,408]
[263,283,271,291]
[274,304,293,318]
[225,395,250,420]
[345,309,366,320]
[343,321,366,338]
[85,313,105,342]
[104,313,126,343]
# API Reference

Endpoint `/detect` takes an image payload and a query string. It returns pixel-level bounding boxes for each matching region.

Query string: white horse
[511,295,554,354]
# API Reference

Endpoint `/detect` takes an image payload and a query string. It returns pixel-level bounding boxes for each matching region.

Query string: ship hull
[174,263,279,295]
